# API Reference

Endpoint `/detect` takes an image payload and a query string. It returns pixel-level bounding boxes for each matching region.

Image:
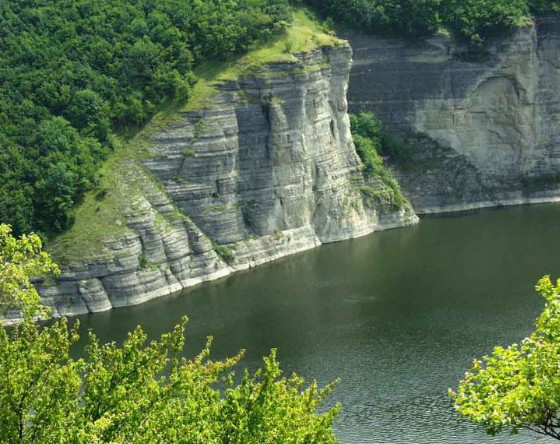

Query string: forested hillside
[3,0,559,239]
[0,0,290,236]
[302,0,559,42]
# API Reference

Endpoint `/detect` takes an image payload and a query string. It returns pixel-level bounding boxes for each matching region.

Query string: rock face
[345,17,560,213]
[36,45,417,319]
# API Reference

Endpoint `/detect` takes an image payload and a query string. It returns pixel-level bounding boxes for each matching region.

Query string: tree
[0,224,339,443]
[303,0,560,44]
[446,0,531,44]
[451,276,560,440]
[65,89,111,141]
[0,224,58,317]
[0,0,291,235]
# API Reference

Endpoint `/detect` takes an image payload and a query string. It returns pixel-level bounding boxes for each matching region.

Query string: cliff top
[184,9,346,112]
[47,8,347,264]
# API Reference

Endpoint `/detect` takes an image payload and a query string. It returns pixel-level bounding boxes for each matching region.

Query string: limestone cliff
[345,17,560,213]
[35,45,417,319]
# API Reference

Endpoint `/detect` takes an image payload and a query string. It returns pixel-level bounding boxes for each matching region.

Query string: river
[74,203,560,443]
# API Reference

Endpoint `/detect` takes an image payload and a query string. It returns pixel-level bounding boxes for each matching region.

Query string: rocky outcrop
[345,17,560,213]
[33,45,417,320]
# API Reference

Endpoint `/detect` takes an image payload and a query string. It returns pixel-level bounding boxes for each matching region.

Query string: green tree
[451,276,560,440]
[0,224,340,443]
[446,0,530,44]
[0,224,58,317]
[0,0,291,235]
[64,89,111,141]
[303,0,560,43]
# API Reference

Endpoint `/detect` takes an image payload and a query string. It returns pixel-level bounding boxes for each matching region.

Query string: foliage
[451,276,560,440]
[530,0,560,14]
[0,0,291,236]
[303,0,560,43]
[219,349,339,443]
[322,0,443,36]
[0,319,340,443]
[350,113,405,209]
[0,224,339,442]
[138,253,151,269]
[350,112,415,163]
[445,0,531,44]
[212,241,236,264]
[0,225,58,317]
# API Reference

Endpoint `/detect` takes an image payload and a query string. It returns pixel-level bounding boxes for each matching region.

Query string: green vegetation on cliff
[6,0,555,239]
[0,0,291,236]
[350,112,405,210]
[48,8,341,263]
[303,0,560,43]
[183,9,340,113]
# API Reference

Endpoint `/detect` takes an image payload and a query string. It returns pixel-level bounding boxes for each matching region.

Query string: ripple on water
[74,204,560,444]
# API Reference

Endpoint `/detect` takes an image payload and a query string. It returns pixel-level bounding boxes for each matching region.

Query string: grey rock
[345,17,560,213]
[31,45,417,321]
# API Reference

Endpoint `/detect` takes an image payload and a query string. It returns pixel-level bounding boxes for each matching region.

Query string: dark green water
[75,204,560,443]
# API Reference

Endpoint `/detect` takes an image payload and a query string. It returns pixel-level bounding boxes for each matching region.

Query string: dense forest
[0,0,290,236]
[302,0,560,42]
[2,0,559,238]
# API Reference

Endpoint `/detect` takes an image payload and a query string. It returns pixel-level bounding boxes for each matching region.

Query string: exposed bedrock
[33,45,417,320]
[345,17,560,213]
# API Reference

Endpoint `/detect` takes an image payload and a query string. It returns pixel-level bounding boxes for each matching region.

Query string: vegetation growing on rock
[5,0,555,239]
[350,113,405,209]
[47,8,343,263]
[303,0,560,43]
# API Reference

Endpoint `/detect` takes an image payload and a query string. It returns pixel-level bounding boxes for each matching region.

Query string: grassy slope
[48,9,342,264]
[184,9,340,111]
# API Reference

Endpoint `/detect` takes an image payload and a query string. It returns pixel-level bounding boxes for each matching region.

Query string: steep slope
[37,41,416,319]
[345,17,560,213]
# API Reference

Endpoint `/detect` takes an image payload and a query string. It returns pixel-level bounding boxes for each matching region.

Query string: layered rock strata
[35,45,417,320]
[345,17,560,213]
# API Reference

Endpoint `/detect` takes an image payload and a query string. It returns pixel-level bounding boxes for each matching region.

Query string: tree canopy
[0,223,340,443]
[451,276,560,440]
[0,0,291,236]
[0,224,58,317]
[302,0,560,43]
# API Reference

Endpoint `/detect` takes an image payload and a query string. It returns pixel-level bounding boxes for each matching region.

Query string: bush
[452,276,560,440]
[212,241,235,263]
[350,112,406,209]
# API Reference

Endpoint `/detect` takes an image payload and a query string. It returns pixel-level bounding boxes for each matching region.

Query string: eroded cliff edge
[346,17,560,213]
[36,45,417,319]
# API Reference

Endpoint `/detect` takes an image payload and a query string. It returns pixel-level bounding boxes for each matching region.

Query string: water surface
[75,204,560,443]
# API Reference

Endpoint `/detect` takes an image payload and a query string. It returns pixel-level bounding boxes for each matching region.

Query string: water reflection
[75,204,560,443]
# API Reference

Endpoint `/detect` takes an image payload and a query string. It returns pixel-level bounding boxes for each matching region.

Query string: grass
[48,141,135,263]
[48,7,342,263]
[211,241,235,263]
[238,9,340,67]
[48,107,184,263]
[182,8,343,113]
